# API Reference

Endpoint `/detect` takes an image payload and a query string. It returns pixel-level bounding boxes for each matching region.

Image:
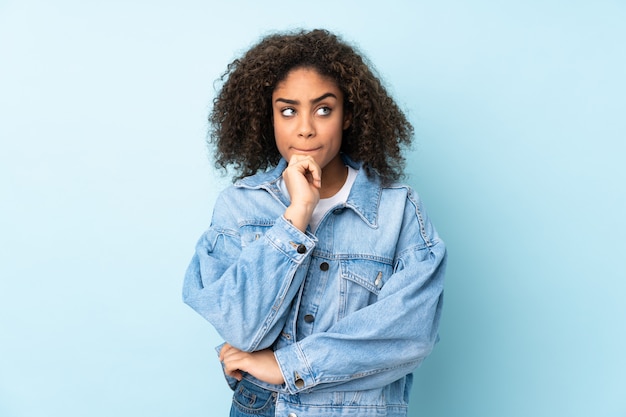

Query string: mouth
[292,147,321,153]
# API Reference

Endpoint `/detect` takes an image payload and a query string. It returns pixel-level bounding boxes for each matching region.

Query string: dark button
[296,244,306,254]
[304,314,315,323]
[319,262,329,271]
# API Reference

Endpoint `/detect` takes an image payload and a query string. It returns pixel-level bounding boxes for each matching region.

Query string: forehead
[273,67,341,98]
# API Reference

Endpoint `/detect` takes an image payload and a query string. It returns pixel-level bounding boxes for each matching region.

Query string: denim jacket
[183,156,446,417]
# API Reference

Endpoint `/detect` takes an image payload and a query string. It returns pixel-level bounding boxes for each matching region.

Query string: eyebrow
[274,92,337,105]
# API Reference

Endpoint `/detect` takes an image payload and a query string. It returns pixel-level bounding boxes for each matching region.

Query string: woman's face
[272,67,351,170]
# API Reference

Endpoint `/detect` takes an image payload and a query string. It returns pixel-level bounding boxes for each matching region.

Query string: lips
[292,147,321,153]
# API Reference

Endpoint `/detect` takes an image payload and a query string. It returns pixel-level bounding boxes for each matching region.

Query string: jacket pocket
[338,258,392,319]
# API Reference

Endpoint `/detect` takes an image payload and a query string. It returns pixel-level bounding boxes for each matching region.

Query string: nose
[298,115,315,139]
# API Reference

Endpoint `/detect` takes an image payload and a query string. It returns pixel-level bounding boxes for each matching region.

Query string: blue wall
[1,1,624,416]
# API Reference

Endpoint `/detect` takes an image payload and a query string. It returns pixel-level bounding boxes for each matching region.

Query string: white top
[278,165,358,233]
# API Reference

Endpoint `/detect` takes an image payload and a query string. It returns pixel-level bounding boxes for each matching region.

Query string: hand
[219,343,285,385]
[283,155,321,232]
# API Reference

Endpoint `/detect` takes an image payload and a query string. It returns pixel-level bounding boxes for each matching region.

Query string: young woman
[183,28,446,417]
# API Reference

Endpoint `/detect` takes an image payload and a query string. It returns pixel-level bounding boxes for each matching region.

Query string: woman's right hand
[282,155,321,232]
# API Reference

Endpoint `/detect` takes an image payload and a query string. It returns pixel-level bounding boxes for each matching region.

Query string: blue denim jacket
[183,156,446,417]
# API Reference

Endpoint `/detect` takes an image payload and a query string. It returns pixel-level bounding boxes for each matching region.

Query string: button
[304,314,314,323]
[319,262,329,271]
[296,244,306,254]
[288,413,298,417]
[294,371,305,388]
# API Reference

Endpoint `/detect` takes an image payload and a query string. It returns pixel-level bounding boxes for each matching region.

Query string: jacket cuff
[274,342,315,394]
[264,216,316,262]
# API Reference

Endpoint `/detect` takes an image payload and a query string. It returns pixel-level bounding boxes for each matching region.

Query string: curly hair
[208,28,414,183]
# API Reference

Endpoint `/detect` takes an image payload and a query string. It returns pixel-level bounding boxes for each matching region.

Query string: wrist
[284,204,314,233]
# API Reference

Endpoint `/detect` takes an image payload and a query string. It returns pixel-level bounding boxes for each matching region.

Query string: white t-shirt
[278,165,358,233]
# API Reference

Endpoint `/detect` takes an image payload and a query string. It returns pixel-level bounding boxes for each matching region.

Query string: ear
[343,111,352,130]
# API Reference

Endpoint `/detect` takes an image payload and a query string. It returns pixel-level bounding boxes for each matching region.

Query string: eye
[280,108,296,117]
[316,106,332,116]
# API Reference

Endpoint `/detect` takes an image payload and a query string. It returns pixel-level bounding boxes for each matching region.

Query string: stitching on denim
[406,189,433,248]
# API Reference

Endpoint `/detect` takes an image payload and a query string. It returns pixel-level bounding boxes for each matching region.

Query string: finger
[303,162,322,188]
[219,343,233,361]
[289,155,319,172]
[289,156,322,188]
[221,345,246,364]
[224,366,243,381]
[223,354,249,380]
[288,154,312,165]
[229,370,243,381]
[221,347,247,367]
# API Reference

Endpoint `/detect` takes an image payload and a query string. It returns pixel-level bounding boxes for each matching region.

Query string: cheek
[325,120,346,140]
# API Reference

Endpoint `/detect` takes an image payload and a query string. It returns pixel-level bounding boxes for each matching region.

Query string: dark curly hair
[209,28,414,183]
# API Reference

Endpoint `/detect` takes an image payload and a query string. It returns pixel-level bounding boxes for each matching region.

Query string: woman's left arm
[273,236,446,393]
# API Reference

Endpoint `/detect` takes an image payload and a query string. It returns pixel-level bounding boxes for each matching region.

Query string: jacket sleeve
[182,191,318,352]
[273,191,446,394]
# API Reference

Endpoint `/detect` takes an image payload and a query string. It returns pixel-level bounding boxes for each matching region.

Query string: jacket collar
[235,154,381,228]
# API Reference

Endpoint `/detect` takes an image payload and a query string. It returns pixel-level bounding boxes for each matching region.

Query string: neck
[319,155,348,199]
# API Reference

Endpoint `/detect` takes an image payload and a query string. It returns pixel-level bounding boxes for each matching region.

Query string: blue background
[1,1,624,416]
